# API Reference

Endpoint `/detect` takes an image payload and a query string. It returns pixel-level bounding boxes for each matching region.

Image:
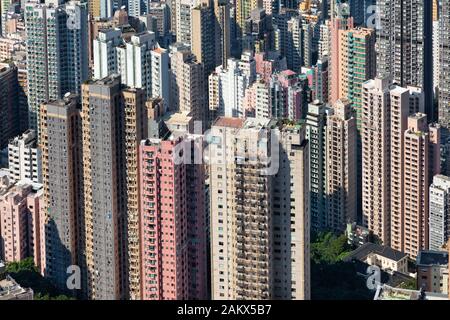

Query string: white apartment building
[429,175,450,251]
[8,130,40,184]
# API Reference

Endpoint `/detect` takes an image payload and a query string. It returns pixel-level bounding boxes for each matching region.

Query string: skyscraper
[439,0,450,128]
[389,86,425,252]
[273,122,310,300]
[337,27,376,130]
[0,181,43,270]
[306,100,327,232]
[122,88,148,300]
[0,62,21,149]
[81,76,141,299]
[88,0,113,19]
[376,0,433,115]
[362,78,392,245]
[208,51,256,119]
[328,11,354,104]
[402,114,440,258]
[40,94,83,293]
[128,0,149,18]
[191,0,231,78]
[25,1,89,135]
[325,99,357,232]
[176,0,198,46]
[139,135,207,300]
[429,174,450,251]
[170,44,207,128]
[209,117,310,300]
[93,28,123,80]
[93,29,169,105]
[124,32,158,99]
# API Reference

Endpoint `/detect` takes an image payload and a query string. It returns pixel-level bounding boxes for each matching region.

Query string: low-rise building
[346,222,373,247]
[0,179,44,271]
[374,285,448,300]
[416,250,448,294]
[0,274,33,300]
[344,242,409,274]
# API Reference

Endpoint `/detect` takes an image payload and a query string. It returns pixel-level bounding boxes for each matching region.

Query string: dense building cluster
[0,0,450,300]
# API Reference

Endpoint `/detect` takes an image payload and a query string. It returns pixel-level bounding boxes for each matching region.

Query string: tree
[5,258,75,300]
[311,232,352,264]
[311,232,373,300]
[398,278,417,290]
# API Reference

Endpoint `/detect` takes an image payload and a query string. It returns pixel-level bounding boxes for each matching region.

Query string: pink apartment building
[0,181,43,271]
[254,52,286,83]
[276,70,305,120]
[139,135,207,300]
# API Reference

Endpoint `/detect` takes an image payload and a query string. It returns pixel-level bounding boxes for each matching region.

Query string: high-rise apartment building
[209,117,310,300]
[25,1,89,134]
[208,52,256,119]
[139,135,207,300]
[429,175,450,251]
[328,9,353,104]
[337,27,376,130]
[128,0,149,18]
[0,0,12,36]
[124,32,158,99]
[122,88,148,300]
[8,130,40,184]
[273,122,310,300]
[81,75,148,300]
[148,2,171,46]
[93,29,169,106]
[151,47,170,110]
[389,86,423,252]
[235,0,263,42]
[81,76,123,300]
[439,0,450,128]
[325,99,357,232]
[170,44,208,127]
[306,100,327,232]
[88,0,113,19]
[362,77,439,255]
[93,28,123,81]
[0,181,43,270]
[402,114,440,258]
[40,94,83,293]
[269,70,309,121]
[192,0,231,78]
[176,0,198,46]
[376,0,433,115]
[362,78,392,245]
[0,62,21,149]
[243,79,271,119]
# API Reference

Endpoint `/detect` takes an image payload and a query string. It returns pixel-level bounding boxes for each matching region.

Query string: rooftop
[374,285,448,301]
[344,243,408,263]
[0,275,33,300]
[416,250,448,266]
[214,117,245,129]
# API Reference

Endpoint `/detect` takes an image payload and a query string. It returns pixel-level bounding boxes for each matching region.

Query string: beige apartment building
[403,114,440,258]
[170,44,207,129]
[390,86,424,252]
[325,99,357,232]
[362,78,392,245]
[209,117,310,300]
